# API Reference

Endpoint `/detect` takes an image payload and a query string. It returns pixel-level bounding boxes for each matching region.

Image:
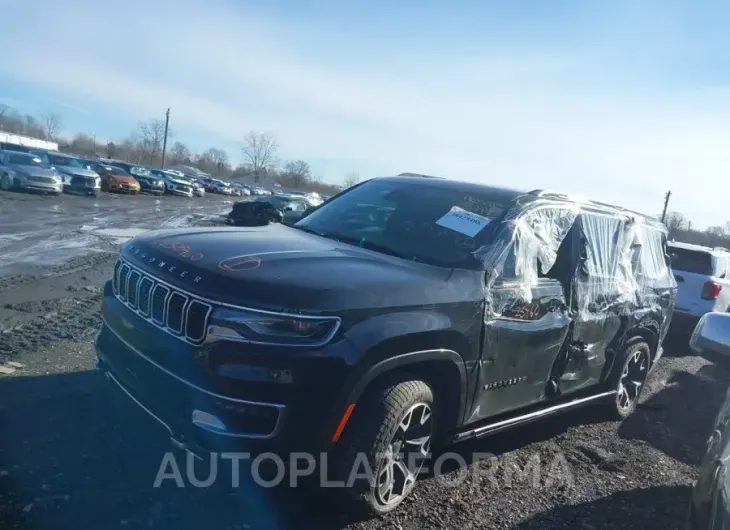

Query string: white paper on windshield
[435,206,491,237]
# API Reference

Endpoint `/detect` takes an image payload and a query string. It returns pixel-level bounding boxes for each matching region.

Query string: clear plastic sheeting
[473,196,675,320]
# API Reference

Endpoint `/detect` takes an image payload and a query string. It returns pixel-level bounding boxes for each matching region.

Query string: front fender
[344,310,455,354]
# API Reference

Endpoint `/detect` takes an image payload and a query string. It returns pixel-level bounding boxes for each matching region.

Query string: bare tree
[137,118,168,164]
[241,131,278,183]
[663,211,688,239]
[343,171,360,189]
[41,112,63,140]
[283,160,311,188]
[169,141,191,165]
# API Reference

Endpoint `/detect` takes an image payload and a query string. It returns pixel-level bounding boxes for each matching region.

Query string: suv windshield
[668,246,714,275]
[294,179,512,269]
[48,155,84,168]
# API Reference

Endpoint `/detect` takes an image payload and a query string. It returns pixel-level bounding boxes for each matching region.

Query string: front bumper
[108,181,140,193]
[167,188,193,197]
[17,178,62,193]
[96,282,356,457]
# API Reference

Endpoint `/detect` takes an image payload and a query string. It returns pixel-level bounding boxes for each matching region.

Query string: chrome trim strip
[453,390,617,443]
[101,316,286,409]
[104,370,173,437]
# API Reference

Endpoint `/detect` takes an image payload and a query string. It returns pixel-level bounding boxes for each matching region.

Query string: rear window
[668,247,713,275]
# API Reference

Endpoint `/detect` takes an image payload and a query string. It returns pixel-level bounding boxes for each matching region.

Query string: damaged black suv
[95,174,677,514]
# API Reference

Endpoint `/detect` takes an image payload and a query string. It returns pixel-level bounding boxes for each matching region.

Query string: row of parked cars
[0,143,278,200]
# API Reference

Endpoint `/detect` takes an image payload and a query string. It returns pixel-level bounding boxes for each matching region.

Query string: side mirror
[690,312,730,357]
[284,206,293,212]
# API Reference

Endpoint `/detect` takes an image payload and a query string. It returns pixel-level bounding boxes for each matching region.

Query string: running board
[452,390,617,443]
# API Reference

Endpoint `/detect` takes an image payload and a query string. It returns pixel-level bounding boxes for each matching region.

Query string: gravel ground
[0,189,724,529]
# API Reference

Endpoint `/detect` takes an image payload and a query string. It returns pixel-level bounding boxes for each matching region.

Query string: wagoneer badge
[127,244,203,284]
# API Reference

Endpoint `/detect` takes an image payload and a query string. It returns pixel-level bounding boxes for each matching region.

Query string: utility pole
[160,108,170,169]
[661,190,671,223]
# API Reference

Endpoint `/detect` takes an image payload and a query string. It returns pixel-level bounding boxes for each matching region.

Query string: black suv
[95,175,677,514]
[227,194,312,226]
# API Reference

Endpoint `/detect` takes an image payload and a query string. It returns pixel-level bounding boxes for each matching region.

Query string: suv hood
[120,224,468,313]
[10,164,59,178]
[57,166,99,178]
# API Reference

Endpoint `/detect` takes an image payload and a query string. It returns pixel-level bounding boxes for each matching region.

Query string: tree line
[662,212,730,249]
[0,104,358,196]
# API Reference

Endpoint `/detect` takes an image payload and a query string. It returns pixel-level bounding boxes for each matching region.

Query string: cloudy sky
[1,0,729,228]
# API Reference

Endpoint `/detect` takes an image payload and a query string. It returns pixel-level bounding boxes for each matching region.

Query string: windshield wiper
[292,225,329,238]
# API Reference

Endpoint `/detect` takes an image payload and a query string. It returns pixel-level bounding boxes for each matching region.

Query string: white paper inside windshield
[435,206,491,237]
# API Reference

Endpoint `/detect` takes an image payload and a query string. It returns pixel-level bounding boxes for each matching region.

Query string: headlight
[208,307,341,347]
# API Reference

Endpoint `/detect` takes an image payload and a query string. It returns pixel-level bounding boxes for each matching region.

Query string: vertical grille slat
[138,278,154,316]
[118,265,131,300]
[166,293,188,334]
[186,301,211,342]
[151,285,170,324]
[111,258,212,344]
[127,271,141,308]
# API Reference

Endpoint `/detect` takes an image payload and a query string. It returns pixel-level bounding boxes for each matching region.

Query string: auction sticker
[435,206,491,237]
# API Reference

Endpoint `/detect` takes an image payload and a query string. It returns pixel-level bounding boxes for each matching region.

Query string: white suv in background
[667,241,730,334]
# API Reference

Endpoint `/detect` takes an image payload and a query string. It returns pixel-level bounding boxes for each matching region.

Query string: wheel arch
[327,331,471,447]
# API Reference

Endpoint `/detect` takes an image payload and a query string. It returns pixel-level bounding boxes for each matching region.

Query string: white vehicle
[211,180,232,195]
[668,241,730,333]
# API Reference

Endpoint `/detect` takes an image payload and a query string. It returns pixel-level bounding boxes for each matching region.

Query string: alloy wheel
[375,402,432,508]
[617,348,649,411]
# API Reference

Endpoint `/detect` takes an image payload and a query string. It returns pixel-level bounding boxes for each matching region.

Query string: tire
[606,338,651,420]
[1,173,12,190]
[333,377,434,515]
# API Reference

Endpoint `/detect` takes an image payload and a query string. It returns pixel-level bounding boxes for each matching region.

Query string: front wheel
[333,377,434,515]
[0,173,12,190]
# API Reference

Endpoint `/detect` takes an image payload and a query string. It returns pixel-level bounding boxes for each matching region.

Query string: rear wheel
[333,377,434,515]
[607,339,651,420]
[1,173,12,190]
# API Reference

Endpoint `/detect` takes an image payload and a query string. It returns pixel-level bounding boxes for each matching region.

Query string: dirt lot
[0,189,723,529]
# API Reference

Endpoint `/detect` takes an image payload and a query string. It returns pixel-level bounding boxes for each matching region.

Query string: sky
[1,0,729,228]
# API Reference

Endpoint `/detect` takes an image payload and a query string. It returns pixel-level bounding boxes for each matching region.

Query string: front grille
[71,176,95,187]
[112,258,212,344]
[29,176,55,184]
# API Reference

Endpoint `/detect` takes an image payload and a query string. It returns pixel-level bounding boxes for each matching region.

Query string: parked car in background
[231,183,251,197]
[687,311,730,529]
[88,162,141,194]
[32,150,100,196]
[210,179,233,195]
[148,169,194,198]
[227,194,317,226]
[0,150,63,195]
[667,241,730,336]
[96,161,163,195]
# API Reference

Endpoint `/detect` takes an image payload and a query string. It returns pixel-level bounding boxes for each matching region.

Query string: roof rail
[397,172,443,178]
